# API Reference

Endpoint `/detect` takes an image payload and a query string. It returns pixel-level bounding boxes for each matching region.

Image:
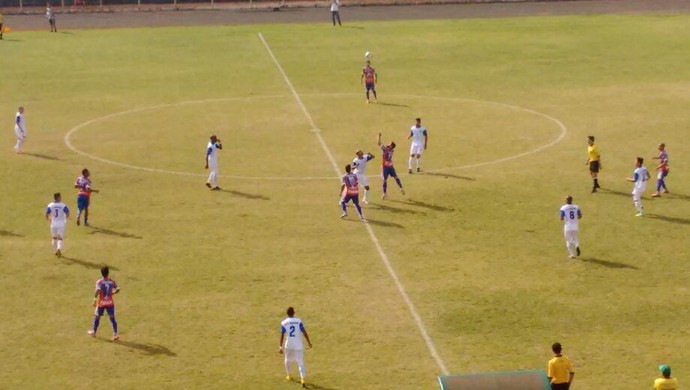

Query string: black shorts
[589,161,600,173]
[551,383,570,390]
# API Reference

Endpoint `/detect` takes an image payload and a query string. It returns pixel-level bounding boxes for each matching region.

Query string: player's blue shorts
[342,194,360,205]
[382,166,397,179]
[365,82,376,92]
[96,306,115,317]
[77,195,90,211]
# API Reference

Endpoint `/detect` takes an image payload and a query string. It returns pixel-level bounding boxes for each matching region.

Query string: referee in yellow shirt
[654,364,678,390]
[586,136,601,193]
[547,342,574,390]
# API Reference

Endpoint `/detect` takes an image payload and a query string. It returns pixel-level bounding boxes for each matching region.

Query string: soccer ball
[364,51,372,60]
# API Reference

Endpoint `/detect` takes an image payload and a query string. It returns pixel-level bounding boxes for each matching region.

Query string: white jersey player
[407,117,428,173]
[14,106,26,153]
[204,134,222,191]
[352,150,375,204]
[46,192,70,257]
[559,196,582,259]
[628,157,651,216]
[279,307,312,387]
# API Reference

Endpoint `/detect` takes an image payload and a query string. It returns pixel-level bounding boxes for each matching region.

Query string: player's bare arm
[278,333,285,354]
[424,134,428,149]
[92,290,99,306]
[377,132,382,146]
[303,330,312,348]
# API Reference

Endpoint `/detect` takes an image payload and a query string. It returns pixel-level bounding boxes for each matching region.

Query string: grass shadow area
[580,257,638,270]
[61,256,119,270]
[367,202,423,215]
[101,338,176,357]
[646,213,690,225]
[88,225,143,239]
[390,198,455,212]
[0,230,23,237]
[422,172,476,181]
[24,152,60,161]
[377,101,408,108]
[365,218,404,229]
[598,188,631,198]
[304,382,340,390]
[220,189,270,200]
[667,192,690,201]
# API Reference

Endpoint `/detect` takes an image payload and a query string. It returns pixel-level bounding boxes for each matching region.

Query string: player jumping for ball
[352,150,374,204]
[361,60,377,104]
[377,132,404,199]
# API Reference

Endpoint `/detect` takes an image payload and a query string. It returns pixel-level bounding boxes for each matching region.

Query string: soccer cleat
[381,193,387,200]
[417,167,421,173]
[359,215,366,221]
[591,188,597,193]
[286,375,292,382]
[408,169,413,174]
[635,212,644,217]
[568,255,576,259]
[363,199,369,204]
[211,187,221,191]
[576,247,581,257]
[652,192,660,197]
[400,188,405,196]
[301,378,306,387]
[55,249,62,258]
[366,99,370,104]
[112,334,119,341]
[340,213,348,218]
[205,182,212,188]
[84,221,90,227]
[663,189,670,193]
[87,330,96,337]
[595,182,601,189]
[76,219,80,226]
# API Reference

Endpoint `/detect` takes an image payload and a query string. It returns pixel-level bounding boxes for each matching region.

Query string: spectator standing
[330,0,342,26]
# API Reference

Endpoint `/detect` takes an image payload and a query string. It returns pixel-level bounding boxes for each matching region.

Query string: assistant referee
[547,342,574,390]
[586,136,601,193]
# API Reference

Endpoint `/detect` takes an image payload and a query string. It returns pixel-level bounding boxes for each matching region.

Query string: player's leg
[336,10,341,26]
[83,199,90,226]
[89,307,105,336]
[51,226,59,253]
[340,195,349,217]
[573,230,580,256]
[76,196,84,225]
[106,306,118,339]
[358,174,370,203]
[56,226,65,256]
[661,170,669,192]
[0,23,3,39]
[365,84,371,102]
[563,230,574,258]
[296,350,306,385]
[284,350,294,380]
[416,152,422,172]
[371,85,377,101]
[391,169,404,194]
[408,151,414,173]
[352,195,364,220]
[590,162,600,192]
[632,192,643,215]
[381,169,389,198]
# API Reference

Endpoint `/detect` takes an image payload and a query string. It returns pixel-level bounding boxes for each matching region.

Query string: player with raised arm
[352,150,375,204]
[627,157,651,217]
[339,164,365,221]
[88,266,120,341]
[652,143,670,197]
[377,132,404,199]
[408,117,428,173]
[46,192,69,257]
[361,60,378,104]
[74,168,99,226]
[279,307,312,387]
[559,195,582,259]
[205,134,222,191]
[13,106,26,153]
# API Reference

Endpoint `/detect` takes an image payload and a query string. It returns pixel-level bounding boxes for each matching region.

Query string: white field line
[258,32,450,376]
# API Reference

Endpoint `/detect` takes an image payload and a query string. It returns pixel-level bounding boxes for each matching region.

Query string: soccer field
[1,11,690,390]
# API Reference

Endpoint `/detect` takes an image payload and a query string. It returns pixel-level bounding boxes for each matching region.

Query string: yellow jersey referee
[547,342,574,390]
[586,136,601,192]
[654,364,678,390]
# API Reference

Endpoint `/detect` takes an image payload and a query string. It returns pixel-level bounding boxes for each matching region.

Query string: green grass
[2,13,690,390]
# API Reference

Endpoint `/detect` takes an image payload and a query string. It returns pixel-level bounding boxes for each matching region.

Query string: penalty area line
[258,31,450,376]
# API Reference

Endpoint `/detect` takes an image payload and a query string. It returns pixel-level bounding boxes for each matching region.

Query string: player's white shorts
[632,183,647,200]
[356,173,369,187]
[208,160,218,171]
[563,229,579,245]
[410,142,424,155]
[284,349,304,365]
[51,225,66,238]
[14,127,25,139]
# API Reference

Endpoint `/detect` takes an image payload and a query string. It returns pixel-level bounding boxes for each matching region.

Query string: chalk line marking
[64,93,567,181]
[259,32,451,375]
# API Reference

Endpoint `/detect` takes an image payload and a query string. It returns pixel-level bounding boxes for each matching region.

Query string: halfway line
[258,32,450,376]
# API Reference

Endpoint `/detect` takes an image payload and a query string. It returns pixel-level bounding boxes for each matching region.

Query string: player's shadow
[0,230,23,237]
[368,202,422,215]
[598,188,630,198]
[88,226,143,239]
[303,382,340,390]
[365,218,404,229]
[391,199,455,213]
[422,172,475,181]
[220,189,270,200]
[668,192,690,201]
[646,213,690,225]
[24,152,60,161]
[342,25,364,30]
[580,257,638,270]
[377,102,408,108]
[59,31,74,35]
[103,338,176,357]
[61,256,120,271]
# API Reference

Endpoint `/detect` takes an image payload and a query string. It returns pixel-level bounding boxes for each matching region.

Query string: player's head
[659,364,671,378]
[587,136,595,145]
[53,192,61,202]
[636,157,644,166]
[565,195,573,204]
[101,266,110,278]
[415,117,421,127]
[366,60,371,66]
[81,168,90,177]
[390,141,396,149]
[286,307,295,317]
[658,143,665,151]
[344,164,352,173]
[551,342,562,354]
[355,150,363,158]
[18,106,24,114]
[210,134,218,143]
